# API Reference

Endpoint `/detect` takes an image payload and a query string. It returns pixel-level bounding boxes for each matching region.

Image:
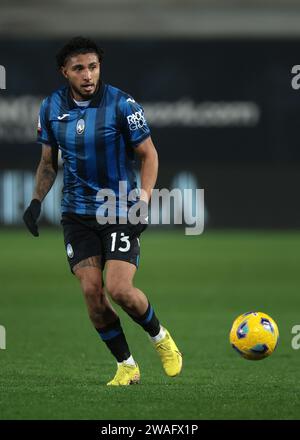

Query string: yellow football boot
[107,362,140,386]
[153,328,182,377]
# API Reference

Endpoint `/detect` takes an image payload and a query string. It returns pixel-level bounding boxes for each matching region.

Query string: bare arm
[33,144,58,202]
[135,136,158,203]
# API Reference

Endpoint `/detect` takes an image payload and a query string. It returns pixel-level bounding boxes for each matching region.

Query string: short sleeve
[37,98,58,148]
[119,96,151,147]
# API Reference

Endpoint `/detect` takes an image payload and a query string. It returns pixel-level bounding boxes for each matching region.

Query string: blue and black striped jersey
[37,82,151,215]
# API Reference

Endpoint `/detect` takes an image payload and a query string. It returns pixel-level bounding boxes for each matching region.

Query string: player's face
[62,53,100,100]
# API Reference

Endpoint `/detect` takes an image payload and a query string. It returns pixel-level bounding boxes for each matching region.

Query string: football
[229,312,279,360]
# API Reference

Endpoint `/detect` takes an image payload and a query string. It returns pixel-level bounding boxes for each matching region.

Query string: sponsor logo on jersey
[127,110,147,132]
[76,118,85,134]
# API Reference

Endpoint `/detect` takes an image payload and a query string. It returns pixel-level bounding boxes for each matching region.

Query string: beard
[70,80,99,101]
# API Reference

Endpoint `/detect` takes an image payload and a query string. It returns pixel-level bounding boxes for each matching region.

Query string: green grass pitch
[0,228,300,420]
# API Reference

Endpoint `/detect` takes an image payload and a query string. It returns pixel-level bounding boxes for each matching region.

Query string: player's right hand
[23,199,41,237]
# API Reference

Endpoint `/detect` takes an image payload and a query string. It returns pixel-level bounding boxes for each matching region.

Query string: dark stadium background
[0,0,300,421]
[1,39,300,228]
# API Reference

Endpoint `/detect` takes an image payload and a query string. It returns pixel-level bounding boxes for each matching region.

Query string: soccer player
[23,37,182,385]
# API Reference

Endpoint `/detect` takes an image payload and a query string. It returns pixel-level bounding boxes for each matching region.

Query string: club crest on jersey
[76,119,85,135]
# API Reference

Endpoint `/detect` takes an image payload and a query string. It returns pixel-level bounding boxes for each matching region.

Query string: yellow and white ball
[229,312,279,360]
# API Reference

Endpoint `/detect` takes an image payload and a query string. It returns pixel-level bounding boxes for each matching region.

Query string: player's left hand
[23,199,41,237]
[132,221,148,238]
[129,200,149,238]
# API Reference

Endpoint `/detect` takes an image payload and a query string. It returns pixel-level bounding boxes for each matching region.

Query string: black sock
[96,318,131,362]
[127,302,161,337]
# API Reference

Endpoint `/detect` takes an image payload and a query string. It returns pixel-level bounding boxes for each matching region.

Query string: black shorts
[61,213,142,273]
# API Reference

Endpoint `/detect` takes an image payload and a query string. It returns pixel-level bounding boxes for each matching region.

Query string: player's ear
[61,66,68,79]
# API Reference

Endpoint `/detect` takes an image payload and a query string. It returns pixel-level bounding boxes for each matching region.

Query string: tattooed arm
[33,144,58,201]
[23,144,58,236]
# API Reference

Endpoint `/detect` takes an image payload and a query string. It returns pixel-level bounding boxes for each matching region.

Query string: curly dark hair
[56,36,104,68]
